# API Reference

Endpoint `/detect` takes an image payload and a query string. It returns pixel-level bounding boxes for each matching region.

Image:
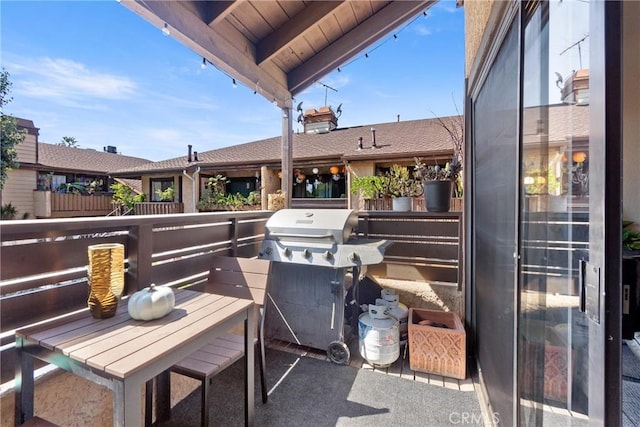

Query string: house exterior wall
[1,169,36,218]
[181,172,196,213]
[464,0,495,79]
[15,126,37,164]
[623,0,640,226]
[1,122,38,217]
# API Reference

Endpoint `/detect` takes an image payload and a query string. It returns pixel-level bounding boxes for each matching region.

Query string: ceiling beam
[288,0,435,96]
[122,0,291,106]
[181,1,240,26]
[255,1,343,65]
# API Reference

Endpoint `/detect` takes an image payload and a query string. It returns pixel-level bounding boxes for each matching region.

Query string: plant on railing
[110,182,145,213]
[350,175,388,199]
[198,174,261,211]
[58,182,90,195]
[384,164,423,198]
[155,185,175,202]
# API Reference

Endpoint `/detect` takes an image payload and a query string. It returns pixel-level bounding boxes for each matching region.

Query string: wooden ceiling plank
[288,0,434,95]
[122,0,291,105]
[208,1,243,26]
[180,1,239,26]
[256,1,342,65]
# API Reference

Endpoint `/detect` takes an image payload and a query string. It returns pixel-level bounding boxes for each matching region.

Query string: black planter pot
[424,180,452,212]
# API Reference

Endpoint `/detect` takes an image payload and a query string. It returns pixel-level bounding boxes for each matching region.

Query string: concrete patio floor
[1,338,486,426]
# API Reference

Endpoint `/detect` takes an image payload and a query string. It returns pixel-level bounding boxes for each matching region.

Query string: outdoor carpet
[158,348,481,427]
[623,341,640,383]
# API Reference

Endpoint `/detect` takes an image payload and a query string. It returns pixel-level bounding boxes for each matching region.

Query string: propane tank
[358,304,399,367]
[380,289,409,345]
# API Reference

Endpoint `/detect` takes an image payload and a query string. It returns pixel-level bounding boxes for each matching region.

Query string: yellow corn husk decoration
[87,243,125,319]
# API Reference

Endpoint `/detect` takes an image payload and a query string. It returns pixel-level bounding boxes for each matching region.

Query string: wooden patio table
[14,288,255,427]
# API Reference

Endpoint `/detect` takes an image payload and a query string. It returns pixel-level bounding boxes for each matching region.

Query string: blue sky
[1,0,464,161]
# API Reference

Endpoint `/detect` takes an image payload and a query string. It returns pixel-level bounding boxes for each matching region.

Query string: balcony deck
[0,337,485,426]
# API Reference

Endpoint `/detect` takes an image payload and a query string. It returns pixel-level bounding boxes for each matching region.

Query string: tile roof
[113,116,461,176]
[522,104,589,145]
[38,143,151,174]
[114,178,143,194]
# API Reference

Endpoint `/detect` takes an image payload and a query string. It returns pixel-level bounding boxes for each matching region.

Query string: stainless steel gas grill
[259,209,391,364]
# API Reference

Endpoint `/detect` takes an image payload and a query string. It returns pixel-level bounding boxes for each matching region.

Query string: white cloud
[413,24,433,37]
[9,56,137,105]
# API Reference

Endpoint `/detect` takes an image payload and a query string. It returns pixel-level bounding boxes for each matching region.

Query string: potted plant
[414,156,462,212]
[384,164,423,212]
[351,175,388,200]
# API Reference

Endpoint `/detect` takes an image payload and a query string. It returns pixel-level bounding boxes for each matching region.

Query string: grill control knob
[283,247,291,257]
[323,250,333,260]
[349,252,359,262]
[303,249,312,259]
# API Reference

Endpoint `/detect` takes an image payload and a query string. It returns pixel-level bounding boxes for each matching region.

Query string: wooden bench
[168,256,272,426]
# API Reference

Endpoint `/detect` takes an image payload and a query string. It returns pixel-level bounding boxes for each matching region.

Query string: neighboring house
[112,108,461,213]
[0,118,151,218]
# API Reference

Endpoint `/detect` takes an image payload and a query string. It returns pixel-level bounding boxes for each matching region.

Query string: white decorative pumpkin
[127,284,175,321]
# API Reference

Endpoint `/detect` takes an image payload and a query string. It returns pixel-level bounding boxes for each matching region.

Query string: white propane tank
[358,304,399,367]
[380,289,409,345]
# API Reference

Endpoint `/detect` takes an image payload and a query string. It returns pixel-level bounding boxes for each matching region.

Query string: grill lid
[264,209,358,245]
[259,209,392,268]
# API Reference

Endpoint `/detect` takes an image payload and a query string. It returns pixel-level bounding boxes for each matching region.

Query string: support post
[281,105,293,208]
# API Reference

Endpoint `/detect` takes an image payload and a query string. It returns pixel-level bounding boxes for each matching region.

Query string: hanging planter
[424,180,453,212]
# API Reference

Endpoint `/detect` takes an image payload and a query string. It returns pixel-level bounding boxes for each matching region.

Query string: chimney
[371,128,377,148]
[187,144,192,162]
[302,106,338,134]
[193,151,199,161]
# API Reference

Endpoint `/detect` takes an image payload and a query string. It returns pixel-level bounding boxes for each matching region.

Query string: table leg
[14,339,34,426]
[156,371,171,422]
[245,309,255,426]
[114,380,143,427]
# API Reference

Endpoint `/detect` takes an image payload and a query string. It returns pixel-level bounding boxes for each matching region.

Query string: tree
[59,136,79,147]
[0,68,26,191]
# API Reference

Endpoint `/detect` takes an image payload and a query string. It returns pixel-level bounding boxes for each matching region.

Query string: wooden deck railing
[134,202,184,215]
[34,191,115,218]
[357,211,463,288]
[0,210,464,384]
[0,211,271,383]
[363,197,463,212]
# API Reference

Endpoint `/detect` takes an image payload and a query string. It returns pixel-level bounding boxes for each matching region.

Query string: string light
[162,23,170,36]
[201,57,206,69]
[232,78,237,88]
[334,8,428,73]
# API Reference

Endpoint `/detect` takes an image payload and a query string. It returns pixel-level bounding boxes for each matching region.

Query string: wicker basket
[87,243,125,319]
[408,308,466,379]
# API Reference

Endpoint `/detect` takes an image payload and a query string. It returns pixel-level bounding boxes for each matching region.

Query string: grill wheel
[327,340,350,364]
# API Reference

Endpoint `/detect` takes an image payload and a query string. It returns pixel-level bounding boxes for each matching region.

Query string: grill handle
[268,232,335,240]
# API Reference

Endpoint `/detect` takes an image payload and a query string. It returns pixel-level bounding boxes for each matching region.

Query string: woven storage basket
[87,243,125,319]
[408,308,466,379]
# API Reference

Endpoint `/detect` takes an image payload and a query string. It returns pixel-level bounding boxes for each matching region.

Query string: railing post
[127,224,153,293]
[230,217,239,256]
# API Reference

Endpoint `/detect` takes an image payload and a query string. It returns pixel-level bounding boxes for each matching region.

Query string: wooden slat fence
[134,202,184,215]
[357,211,463,288]
[0,210,271,383]
[50,193,114,217]
[364,197,463,212]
